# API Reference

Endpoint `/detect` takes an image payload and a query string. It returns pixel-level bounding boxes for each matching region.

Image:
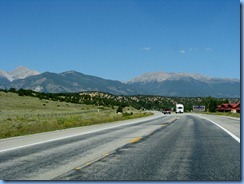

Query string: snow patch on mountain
[127,72,239,84]
[0,66,40,81]
[0,70,14,81]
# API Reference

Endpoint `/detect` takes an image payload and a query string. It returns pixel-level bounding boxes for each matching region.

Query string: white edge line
[200,116,240,143]
[0,115,163,153]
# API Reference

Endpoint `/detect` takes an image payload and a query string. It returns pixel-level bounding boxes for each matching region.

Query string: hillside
[0,91,151,138]
[127,72,240,98]
[0,66,40,81]
[9,71,138,95]
[2,88,239,113]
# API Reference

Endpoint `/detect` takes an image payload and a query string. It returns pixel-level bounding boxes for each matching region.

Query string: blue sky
[0,0,240,81]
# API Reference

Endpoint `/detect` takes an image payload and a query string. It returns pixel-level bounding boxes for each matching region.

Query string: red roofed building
[216,103,240,113]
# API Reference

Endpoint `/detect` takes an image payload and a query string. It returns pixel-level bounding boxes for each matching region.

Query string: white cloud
[204,48,213,51]
[178,47,212,54]
[188,47,198,52]
[179,50,186,54]
[141,47,151,51]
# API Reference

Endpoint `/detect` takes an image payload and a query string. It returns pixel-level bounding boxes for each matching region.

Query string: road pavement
[0,112,240,181]
[57,114,240,181]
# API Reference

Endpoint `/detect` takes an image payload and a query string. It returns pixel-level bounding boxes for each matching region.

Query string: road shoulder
[190,113,240,141]
[0,111,163,153]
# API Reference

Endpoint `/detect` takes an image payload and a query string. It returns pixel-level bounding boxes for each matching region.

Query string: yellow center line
[103,153,110,157]
[85,162,92,166]
[74,167,82,171]
[130,137,142,143]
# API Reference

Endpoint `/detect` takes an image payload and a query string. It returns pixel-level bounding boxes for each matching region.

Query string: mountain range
[0,66,240,98]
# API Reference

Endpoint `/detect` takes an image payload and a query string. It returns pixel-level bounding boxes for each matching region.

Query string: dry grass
[0,92,152,139]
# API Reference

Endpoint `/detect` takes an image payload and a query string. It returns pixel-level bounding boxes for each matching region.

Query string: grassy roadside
[0,92,152,139]
[192,111,240,118]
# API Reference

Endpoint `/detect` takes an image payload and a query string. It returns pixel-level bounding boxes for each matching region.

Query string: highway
[0,112,240,181]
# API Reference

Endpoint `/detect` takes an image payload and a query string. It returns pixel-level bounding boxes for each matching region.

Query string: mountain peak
[127,72,171,83]
[10,66,40,80]
[0,66,40,81]
[127,71,238,84]
[0,69,14,81]
[60,70,80,75]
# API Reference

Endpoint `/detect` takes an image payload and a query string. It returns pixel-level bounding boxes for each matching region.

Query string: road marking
[200,117,240,143]
[74,167,82,171]
[130,137,141,143]
[169,118,178,123]
[103,153,110,157]
[85,162,92,166]
[162,118,177,126]
[0,114,163,153]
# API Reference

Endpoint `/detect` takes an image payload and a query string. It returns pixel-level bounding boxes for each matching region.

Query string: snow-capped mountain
[0,66,40,81]
[127,72,239,84]
[0,69,14,81]
[0,68,240,98]
[127,72,240,98]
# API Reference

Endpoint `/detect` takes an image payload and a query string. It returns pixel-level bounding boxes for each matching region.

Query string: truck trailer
[176,104,184,113]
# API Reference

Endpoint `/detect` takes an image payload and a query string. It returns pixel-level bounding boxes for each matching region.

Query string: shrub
[116,106,123,113]
[122,112,132,117]
[63,121,74,128]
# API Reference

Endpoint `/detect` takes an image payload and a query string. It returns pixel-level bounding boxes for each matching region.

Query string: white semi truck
[176,104,184,113]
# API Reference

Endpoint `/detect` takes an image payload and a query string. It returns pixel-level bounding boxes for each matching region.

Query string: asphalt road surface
[0,112,240,181]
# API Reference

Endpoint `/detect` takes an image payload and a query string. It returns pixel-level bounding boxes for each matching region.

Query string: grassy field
[0,92,152,139]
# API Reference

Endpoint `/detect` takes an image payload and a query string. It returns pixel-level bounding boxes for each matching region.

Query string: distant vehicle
[176,104,184,113]
[162,108,171,114]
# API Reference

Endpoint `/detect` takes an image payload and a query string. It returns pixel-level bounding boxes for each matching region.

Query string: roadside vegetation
[0,89,239,138]
[0,91,152,139]
[194,111,240,118]
[190,97,240,118]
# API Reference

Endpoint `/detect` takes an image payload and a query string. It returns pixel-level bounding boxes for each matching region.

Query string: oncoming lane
[0,113,174,180]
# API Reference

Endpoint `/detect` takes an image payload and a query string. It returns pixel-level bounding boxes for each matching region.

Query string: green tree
[209,98,217,112]
[9,88,16,93]
[116,106,123,113]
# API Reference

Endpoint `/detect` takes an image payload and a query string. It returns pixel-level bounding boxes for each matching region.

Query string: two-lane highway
[57,114,240,180]
[0,112,240,181]
[0,112,173,180]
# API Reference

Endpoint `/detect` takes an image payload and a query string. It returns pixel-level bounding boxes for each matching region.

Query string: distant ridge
[127,72,239,83]
[127,72,240,98]
[0,67,240,98]
[5,70,137,95]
